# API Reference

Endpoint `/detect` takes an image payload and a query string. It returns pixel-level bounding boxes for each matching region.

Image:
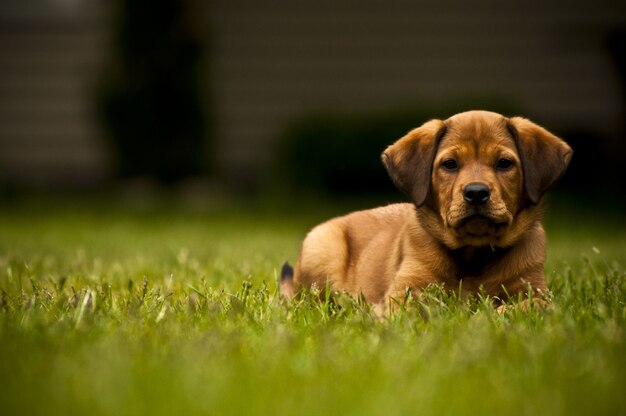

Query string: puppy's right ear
[382,119,446,206]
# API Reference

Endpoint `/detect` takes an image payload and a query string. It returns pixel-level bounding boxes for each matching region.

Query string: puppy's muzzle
[463,182,490,205]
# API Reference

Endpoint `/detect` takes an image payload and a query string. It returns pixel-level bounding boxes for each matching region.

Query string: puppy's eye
[496,158,515,171]
[441,159,459,172]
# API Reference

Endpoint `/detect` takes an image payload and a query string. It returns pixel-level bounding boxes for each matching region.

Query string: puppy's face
[383,110,572,249]
[431,113,522,246]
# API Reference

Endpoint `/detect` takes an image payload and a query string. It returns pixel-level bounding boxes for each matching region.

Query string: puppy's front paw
[497,298,550,314]
[373,303,388,319]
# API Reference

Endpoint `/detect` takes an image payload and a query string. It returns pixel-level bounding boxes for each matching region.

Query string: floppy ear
[382,119,446,206]
[507,117,573,204]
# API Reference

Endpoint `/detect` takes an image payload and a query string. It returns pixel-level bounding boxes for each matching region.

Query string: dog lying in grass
[281,110,572,315]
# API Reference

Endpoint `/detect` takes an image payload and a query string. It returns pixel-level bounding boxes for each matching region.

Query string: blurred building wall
[210,0,626,185]
[0,0,111,189]
[0,0,625,190]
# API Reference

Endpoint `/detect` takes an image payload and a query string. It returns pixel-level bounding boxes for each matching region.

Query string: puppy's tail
[279,261,296,298]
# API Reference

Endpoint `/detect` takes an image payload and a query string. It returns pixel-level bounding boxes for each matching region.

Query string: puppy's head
[382,110,572,248]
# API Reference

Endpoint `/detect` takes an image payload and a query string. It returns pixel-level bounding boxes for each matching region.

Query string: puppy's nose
[463,182,490,205]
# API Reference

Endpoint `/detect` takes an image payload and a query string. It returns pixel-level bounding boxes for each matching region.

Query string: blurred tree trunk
[608,28,626,197]
[97,0,210,184]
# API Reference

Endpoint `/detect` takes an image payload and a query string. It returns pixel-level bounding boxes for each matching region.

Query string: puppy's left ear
[382,119,446,206]
[507,117,573,204]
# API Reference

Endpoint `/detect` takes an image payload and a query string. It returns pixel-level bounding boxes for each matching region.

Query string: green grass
[0,197,625,415]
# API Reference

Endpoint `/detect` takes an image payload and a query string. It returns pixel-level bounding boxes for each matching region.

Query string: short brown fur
[283,110,572,314]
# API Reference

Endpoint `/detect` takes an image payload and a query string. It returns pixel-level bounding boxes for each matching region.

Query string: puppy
[280,110,572,314]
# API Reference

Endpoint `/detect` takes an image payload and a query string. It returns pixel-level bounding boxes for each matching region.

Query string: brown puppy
[280,110,572,313]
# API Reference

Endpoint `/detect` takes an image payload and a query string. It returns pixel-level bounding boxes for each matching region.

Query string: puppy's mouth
[454,214,509,237]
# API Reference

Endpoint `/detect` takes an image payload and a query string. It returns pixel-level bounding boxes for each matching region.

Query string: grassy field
[0,196,625,415]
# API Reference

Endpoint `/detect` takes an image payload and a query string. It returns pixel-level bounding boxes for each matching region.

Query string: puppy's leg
[374,287,414,318]
[292,221,350,295]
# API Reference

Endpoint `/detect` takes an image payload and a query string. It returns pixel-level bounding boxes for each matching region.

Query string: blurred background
[0,0,625,205]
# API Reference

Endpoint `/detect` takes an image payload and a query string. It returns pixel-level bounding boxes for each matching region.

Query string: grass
[0,196,625,415]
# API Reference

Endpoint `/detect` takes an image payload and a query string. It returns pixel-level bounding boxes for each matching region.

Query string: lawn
[0,196,625,415]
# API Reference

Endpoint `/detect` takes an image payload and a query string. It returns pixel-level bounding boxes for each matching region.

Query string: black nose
[463,182,490,205]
